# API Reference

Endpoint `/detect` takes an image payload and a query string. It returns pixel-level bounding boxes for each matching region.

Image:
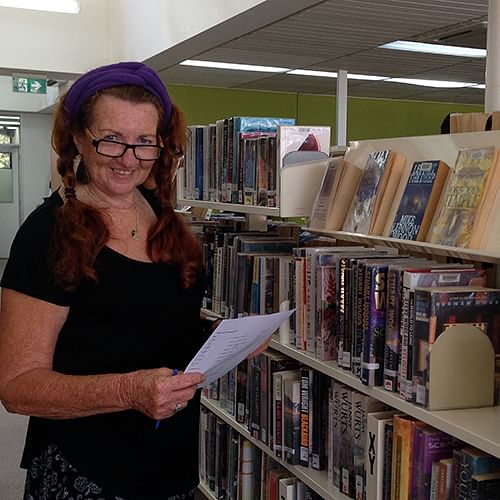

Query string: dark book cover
[214,419,228,499]
[470,471,500,499]
[457,447,500,499]
[311,371,329,471]
[382,420,394,500]
[390,160,448,241]
[283,377,301,465]
[339,385,354,497]
[236,359,248,424]
[299,367,311,467]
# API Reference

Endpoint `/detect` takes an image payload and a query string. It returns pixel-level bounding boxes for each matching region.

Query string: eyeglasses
[90,138,163,161]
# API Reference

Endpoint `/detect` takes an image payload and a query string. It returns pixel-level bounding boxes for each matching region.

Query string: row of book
[182,116,330,207]
[204,353,500,500]
[200,407,322,500]
[310,144,500,250]
[197,223,500,409]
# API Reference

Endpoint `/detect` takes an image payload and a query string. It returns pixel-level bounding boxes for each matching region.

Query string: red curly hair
[51,85,202,290]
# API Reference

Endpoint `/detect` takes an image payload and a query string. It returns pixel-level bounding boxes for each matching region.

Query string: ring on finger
[175,402,183,413]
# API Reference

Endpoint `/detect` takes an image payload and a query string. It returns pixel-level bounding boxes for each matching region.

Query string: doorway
[0,144,20,258]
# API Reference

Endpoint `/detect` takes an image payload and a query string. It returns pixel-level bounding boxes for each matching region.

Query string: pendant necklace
[130,202,140,240]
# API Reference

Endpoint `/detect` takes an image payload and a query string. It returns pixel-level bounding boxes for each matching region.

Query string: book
[310,370,329,471]
[342,149,405,235]
[366,411,398,500]
[428,146,497,248]
[437,458,454,500]
[299,367,312,467]
[457,446,500,499]
[411,423,458,500]
[339,385,355,497]
[352,393,385,500]
[412,286,500,408]
[310,156,362,231]
[389,160,450,241]
[283,377,301,465]
[240,439,255,500]
[470,471,500,499]
[391,415,418,500]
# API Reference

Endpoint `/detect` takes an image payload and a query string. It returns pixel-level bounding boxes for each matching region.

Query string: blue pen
[155,368,179,430]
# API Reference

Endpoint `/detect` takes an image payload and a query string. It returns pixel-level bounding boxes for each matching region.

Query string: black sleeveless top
[0,190,207,499]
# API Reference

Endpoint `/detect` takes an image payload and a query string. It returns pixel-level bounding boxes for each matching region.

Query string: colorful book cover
[317,263,337,361]
[411,424,459,500]
[389,160,449,241]
[412,286,500,408]
[437,457,453,500]
[429,146,496,248]
[362,262,389,387]
[343,150,392,234]
[277,125,330,168]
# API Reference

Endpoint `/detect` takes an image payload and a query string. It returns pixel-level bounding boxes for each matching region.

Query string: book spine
[362,265,388,387]
[339,386,354,497]
[273,372,283,457]
[383,421,394,500]
[311,371,328,471]
[318,265,337,361]
[353,260,366,377]
[337,257,350,368]
[384,268,402,392]
[299,367,311,467]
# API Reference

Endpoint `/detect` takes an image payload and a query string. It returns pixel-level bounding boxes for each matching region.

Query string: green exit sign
[13,76,47,95]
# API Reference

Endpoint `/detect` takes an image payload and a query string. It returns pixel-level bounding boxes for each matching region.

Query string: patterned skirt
[23,443,196,500]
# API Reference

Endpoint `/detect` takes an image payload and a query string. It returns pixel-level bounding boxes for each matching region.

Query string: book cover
[342,149,393,235]
[389,160,449,241]
[214,419,229,499]
[277,125,330,168]
[330,381,343,488]
[429,146,496,248]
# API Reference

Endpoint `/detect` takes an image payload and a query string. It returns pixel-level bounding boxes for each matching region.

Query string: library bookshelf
[188,129,500,499]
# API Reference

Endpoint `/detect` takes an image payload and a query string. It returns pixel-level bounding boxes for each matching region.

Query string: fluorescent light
[287,69,338,78]
[347,73,386,81]
[180,60,289,73]
[379,40,486,58]
[0,0,80,13]
[387,77,476,89]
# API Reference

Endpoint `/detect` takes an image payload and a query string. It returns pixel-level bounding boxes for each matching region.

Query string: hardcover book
[391,415,418,500]
[389,160,449,241]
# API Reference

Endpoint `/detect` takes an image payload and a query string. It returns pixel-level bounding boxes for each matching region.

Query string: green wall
[168,84,482,143]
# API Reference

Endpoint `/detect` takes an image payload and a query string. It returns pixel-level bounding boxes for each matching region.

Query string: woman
[0,62,208,500]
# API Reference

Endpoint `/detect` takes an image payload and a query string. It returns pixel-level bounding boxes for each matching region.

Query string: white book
[365,411,399,500]
[279,476,297,500]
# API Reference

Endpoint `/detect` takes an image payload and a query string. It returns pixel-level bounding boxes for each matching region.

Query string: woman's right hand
[123,368,205,420]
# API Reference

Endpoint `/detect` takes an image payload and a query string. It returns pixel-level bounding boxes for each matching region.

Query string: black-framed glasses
[91,138,163,161]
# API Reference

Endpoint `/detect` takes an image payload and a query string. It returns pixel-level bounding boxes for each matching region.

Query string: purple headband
[64,61,172,125]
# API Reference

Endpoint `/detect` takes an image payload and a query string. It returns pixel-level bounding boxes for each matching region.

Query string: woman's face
[73,94,160,198]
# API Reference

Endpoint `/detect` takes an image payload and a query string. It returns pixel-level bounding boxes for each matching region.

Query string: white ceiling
[156,0,489,104]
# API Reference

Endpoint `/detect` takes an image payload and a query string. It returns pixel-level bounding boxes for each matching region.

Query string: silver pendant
[131,229,140,240]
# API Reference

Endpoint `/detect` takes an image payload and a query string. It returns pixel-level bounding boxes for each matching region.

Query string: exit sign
[13,76,47,95]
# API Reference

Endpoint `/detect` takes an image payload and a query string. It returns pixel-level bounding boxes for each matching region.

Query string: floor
[0,258,29,499]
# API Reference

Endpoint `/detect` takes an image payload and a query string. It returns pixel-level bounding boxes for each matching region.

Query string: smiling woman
[0,62,208,500]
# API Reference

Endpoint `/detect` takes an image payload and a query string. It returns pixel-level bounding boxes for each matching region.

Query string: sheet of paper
[185,309,295,387]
